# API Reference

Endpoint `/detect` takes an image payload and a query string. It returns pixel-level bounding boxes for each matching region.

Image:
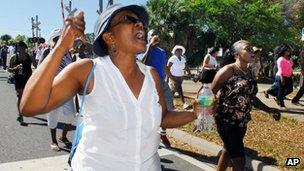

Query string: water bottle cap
[203,83,211,88]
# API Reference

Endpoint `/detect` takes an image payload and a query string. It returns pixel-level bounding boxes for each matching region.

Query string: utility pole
[30,14,41,51]
[35,15,40,39]
[65,0,72,14]
[97,0,103,15]
[31,15,41,39]
[31,17,35,38]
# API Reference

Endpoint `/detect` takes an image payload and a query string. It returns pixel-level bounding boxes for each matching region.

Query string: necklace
[234,64,248,75]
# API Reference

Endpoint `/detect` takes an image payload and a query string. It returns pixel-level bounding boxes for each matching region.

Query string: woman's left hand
[58,11,86,52]
[192,100,199,117]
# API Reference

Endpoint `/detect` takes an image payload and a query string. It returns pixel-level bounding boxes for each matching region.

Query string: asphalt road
[0,69,75,163]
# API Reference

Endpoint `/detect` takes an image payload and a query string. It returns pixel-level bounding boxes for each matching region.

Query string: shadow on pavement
[161,166,179,171]
[163,146,218,165]
[0,76,8,81]
[279,108,304,115]
[59,146,71,153]
[161,146,278,169]
[245,148,278,166]
[32,116,48,122]
[161,158,174,164]
[28,116,76,130]
[257,77,274,84]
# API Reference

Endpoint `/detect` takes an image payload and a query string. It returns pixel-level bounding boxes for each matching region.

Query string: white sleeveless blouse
[71,56,162,171]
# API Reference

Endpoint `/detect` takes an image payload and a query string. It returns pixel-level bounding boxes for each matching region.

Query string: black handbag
[198,69,217,83]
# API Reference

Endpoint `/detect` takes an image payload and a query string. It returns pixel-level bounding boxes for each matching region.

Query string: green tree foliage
[0,34,12,44]
[8,39,16,46]
[147,0,300,66]
[15,34,27,42]
[147,0,213,66]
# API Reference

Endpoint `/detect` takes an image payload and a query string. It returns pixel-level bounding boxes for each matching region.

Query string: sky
[0,0,147,40]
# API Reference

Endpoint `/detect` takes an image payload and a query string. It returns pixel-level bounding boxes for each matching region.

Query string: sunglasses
[244,46,254,54]
[110,15,145,30]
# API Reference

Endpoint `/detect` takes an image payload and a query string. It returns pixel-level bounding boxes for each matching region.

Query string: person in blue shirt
[138,29,174,147]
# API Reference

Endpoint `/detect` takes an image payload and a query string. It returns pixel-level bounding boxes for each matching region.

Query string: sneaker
[17,115,24,123]
[183,103,192,110]
[272,112,281,121]
[160,135,171,147]
[50,143,61,151]
[20,122,28,126]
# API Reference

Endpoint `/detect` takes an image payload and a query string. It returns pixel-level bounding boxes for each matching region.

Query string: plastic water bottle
[194,83,214,133]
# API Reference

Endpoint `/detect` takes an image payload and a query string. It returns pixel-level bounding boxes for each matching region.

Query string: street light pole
[31,16,40,38]
[31,17,35,38]
[35,15,39,39]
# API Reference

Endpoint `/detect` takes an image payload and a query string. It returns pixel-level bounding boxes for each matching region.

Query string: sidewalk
[182,80,304,122]
[0,128,280,171]
[167,129,280,171]
[0,147,216,171]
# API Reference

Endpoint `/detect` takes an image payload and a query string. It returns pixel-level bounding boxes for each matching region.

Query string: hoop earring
[109,43,118,55]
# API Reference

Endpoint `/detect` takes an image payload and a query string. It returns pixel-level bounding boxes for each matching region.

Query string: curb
[167,129,281,171]
[0,155,70,171]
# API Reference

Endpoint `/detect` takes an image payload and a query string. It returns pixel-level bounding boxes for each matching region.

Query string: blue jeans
[162,80,174,111]
[267,75,293,105]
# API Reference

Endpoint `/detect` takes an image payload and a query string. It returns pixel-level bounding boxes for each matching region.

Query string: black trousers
[292,78,304,102]
[1,55,7,69]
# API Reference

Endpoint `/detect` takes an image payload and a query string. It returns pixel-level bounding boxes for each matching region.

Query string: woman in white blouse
[167,45,187,106]
[203,47,219,69]
[19,4,197,171]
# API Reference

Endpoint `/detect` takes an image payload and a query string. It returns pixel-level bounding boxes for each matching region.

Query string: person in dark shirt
[1,45,8,70]
[291,49,304,104]
[8,41,32,126]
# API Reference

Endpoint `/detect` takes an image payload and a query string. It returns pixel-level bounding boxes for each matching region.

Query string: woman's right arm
[202,55,210,68]
[211,65,234,95]
[166,58,176,83]
[277,57,285,85]
[20,12,86,116]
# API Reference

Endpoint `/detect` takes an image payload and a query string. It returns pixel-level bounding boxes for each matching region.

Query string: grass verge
[173,97,304,170]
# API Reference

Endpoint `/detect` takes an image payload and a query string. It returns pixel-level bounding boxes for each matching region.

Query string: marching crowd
[1,3,303,171]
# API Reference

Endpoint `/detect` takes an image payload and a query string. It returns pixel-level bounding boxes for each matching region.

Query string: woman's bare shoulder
[65,58,94,86]
[218,64,234,75]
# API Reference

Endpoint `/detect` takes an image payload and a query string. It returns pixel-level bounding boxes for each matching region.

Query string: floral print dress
[215,69,258,127]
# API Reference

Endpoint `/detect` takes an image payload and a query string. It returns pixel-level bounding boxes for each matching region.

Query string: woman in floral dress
[211,40,280,171]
